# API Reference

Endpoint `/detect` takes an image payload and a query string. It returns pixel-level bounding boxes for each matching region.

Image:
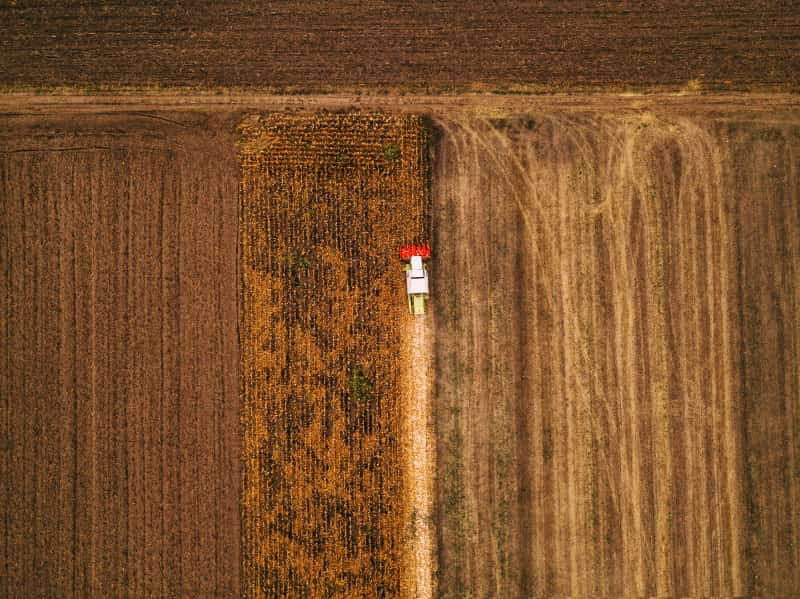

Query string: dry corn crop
[239,113,430,599]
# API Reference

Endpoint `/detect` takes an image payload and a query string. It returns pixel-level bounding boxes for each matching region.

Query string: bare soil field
[2,2,799,91]
[431,110,800,597]
[0,112,241,598]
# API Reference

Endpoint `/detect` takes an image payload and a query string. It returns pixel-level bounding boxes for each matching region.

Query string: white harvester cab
[400,244,431,315]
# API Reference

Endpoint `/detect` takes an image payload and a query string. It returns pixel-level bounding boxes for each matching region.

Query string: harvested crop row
[239,113,430,599]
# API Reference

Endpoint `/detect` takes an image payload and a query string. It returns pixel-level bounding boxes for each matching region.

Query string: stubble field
[431,110,800,597]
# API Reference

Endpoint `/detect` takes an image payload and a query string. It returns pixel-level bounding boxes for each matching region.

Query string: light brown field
[431,111,800,597]
[2,95,798,599]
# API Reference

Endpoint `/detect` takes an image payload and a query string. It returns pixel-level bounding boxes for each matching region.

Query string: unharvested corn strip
[239,113,430,599]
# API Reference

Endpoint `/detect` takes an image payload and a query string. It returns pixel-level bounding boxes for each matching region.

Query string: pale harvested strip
[400,316,437,599]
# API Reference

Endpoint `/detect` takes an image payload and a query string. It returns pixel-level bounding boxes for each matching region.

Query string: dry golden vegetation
[238,113,430,598]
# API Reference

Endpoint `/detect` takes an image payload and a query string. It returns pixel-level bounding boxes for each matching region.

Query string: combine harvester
[399,244,431,315]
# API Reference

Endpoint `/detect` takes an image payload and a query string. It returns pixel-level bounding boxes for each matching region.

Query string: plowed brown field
[0,112,241,598]
[2,2,799,91]
[431,111,800,597]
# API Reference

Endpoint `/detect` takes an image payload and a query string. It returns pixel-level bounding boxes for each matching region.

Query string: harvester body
[400,245,430,315]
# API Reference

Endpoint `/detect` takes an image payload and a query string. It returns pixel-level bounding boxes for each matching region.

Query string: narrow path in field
[402,314,436,599]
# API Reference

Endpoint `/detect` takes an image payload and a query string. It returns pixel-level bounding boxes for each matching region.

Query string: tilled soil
[2,2,799,91]
[0,112,241,598]
[431,110,800,597]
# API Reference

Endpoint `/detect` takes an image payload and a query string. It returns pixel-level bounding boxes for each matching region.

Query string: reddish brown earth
[2,2,799,91]
[0,112,241,598]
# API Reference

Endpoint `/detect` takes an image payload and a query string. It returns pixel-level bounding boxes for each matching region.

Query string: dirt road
[3,91,800,119]
[431,111,800,597]
[0,112,241,598]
